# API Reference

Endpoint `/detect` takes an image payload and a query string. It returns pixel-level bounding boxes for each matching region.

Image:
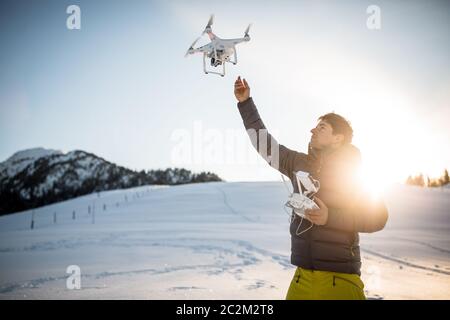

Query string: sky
[1,0,449,188]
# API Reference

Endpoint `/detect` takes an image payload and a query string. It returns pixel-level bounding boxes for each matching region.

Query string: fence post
[30,209,35,230]
[92,201,95,224]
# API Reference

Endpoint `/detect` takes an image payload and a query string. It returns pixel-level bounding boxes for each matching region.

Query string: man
[234,76,388,300]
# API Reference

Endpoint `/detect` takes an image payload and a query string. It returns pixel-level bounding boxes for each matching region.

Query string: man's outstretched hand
[234,76,250,103]
[305,197,329,226]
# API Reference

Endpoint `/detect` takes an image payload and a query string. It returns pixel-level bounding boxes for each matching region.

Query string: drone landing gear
[223,47,238,65]
[231,47,238,65]
[204,72,223,77]
[203,52,225,77]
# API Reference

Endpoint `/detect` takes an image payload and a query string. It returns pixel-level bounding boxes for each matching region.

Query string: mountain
[0,147,221,215]
[0,148,63,179]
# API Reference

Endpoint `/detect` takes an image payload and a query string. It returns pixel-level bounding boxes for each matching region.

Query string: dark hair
[318,113,353,144]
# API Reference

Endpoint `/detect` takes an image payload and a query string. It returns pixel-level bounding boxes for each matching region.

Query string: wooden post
[92,202,95,224]
[30,210,35,230]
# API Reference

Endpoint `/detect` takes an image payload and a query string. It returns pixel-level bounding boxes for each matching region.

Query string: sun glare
[357,164,391,199]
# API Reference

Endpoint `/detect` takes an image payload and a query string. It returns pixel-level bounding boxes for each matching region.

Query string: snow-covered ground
[0,182,449,300]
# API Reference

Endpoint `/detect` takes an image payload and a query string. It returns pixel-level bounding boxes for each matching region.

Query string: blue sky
[1,0,449,183]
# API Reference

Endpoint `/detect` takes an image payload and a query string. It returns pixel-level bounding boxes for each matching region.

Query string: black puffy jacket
[237,97,389,275]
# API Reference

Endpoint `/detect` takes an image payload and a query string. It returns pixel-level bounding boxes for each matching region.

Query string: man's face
[310,120,343,149]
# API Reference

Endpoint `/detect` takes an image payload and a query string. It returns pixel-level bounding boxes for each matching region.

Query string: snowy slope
[0,182,449,299]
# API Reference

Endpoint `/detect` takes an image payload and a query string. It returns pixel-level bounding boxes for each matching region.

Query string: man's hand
[234,76,250,103]
[305,197,328,226]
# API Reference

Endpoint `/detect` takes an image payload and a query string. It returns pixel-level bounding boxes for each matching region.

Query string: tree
[416,174,425,187]
[442,169,449,186]
[406,175,413,185]
[405,174,426,187]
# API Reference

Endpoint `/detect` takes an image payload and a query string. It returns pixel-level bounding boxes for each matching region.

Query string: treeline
[134,168,222,185]
[405,169,449,187]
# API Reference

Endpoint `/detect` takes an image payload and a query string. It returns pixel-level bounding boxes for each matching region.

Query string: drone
[184,14,251,77]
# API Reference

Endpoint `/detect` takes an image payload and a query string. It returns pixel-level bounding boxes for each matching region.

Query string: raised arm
[234,76,307,179]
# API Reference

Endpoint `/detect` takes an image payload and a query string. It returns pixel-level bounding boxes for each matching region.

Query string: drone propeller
[202,14,214,35]
[184,36,201,57]
[244,23,252,37]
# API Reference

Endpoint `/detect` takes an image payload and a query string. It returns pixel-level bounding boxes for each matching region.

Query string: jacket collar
[308,143,360,163]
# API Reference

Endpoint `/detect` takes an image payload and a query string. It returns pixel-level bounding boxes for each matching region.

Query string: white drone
[184,14,251,77]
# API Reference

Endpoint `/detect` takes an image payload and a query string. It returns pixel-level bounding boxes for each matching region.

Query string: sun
[351,102,446,197]
[357,163,392,199]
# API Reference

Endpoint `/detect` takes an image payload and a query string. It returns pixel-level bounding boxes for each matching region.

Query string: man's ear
[333,134,344,145]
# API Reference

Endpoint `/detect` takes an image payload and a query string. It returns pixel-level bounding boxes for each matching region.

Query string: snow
[0,182,448,300]
[0,148,62,179]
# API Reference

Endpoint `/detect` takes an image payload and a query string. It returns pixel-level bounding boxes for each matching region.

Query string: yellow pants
[286,267,366,300]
